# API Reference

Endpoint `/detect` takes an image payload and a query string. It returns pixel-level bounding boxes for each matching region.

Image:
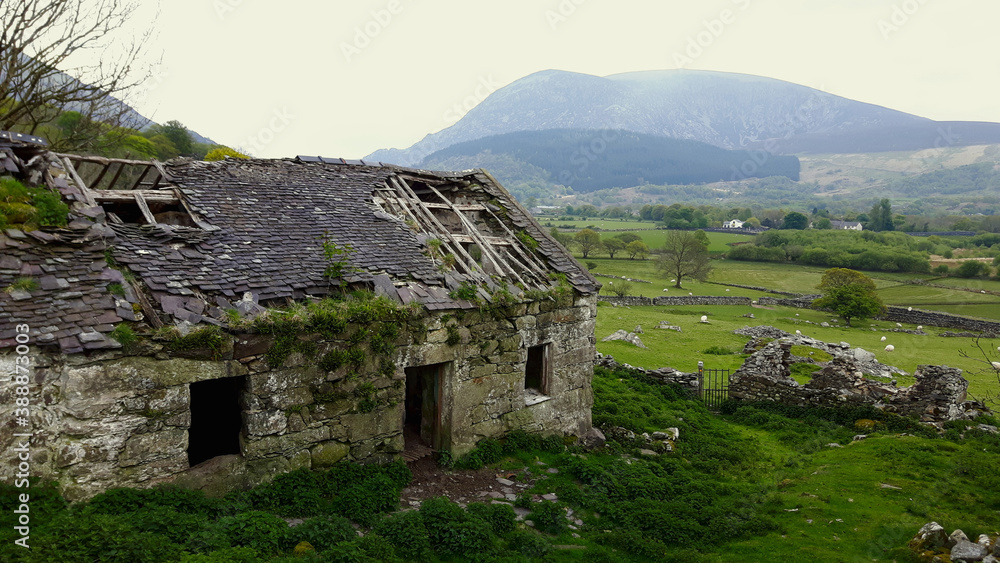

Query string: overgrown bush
[372,510,431,560]
[419,497,496,557]
[284,515,357,552]
[0,176,68,230]
[526,500,567,535]
[24,513,185,563]
[215,511,290,555]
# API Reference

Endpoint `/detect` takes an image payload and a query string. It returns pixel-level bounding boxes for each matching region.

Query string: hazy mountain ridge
[420,128,800,193]
[366,69,998,167]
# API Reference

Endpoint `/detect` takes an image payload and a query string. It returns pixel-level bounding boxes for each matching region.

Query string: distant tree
[150,120,194,156]
[812,268,885,326]
[692,229,711,248]
[951,217,977,231]
[614,232,642,244]
[814,218,832,230]
[0,0,153,151]
[204,146,250,161]
[626,240,649,260]
[781,211,809,230]
[956,260,990,279]
[867,199,895,231]
[549,227,572,248]
[602,237,625,258]
[573,229,603,259]
[745,217,761,228]
[656,230,711,288]
[147,134,179,160]
[607,280,633,297]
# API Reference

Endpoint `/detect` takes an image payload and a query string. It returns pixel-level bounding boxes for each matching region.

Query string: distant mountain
[422,129,799,193]
[368,69,1000,167]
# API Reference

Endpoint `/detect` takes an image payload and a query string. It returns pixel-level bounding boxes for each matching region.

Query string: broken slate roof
[1,152,597,352]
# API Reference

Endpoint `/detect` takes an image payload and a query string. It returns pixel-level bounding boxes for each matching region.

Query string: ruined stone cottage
[0,132,600,499]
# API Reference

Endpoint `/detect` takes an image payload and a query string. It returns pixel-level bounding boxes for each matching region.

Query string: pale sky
[109,0,1000,159]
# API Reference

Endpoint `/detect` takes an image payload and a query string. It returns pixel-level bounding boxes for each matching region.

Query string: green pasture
[543,218,656,231]
[720,427,1000,562]
[594,302,1000,398]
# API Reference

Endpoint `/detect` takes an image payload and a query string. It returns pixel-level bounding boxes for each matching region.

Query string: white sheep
[671,279,676,282]
[992,361,1000,370]
[917,325,923,330]
[795,330,801,335]
[884,344,894,352]
[907,307,912,312]
[896,323,902,328]
[795,313,799,317]
[700,315,708,322]
[663,288,669,292]
[880,336,886,342]
[688,292,693,296]
[725,289,730,292]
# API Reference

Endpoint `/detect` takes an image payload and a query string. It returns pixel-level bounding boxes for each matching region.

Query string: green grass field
[594,302,1000,398]
[542,218,657,231]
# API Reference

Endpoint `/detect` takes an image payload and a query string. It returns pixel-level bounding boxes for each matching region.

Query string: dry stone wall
[653,296,752,306]
[596,296,652,306]
[883,306,1000,334]
[0,295,597,500]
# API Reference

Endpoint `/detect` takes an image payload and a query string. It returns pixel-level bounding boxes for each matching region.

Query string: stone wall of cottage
[0,295,596,500]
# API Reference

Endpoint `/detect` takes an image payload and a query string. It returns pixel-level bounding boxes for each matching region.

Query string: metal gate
[698,361,731,410]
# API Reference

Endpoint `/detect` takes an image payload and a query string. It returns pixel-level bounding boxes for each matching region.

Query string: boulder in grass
[908,522,948,552]
[951,540,987,562]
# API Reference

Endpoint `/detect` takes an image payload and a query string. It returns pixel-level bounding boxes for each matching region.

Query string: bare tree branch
[958,336,1000,408]
[0,0,156,152]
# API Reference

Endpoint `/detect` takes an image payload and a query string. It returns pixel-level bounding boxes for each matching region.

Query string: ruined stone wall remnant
[728,337,985,423]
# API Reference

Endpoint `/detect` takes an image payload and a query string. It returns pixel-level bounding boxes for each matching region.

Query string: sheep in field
[880,336,886,342]
[884,344,895,352]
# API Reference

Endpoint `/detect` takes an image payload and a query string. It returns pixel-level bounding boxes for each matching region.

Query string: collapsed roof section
[0,144,598,352]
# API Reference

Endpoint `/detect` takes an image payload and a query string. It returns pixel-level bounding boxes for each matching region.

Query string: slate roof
[1,152,597,353]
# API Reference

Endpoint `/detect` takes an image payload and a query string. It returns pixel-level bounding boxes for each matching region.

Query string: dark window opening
[524,344,550,395]
[188,376,245,466]
[525,344,550,396]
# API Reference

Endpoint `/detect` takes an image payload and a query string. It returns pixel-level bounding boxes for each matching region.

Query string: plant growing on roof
[426,238,443,259]
[5,277,40,293]
[320,231,356,289]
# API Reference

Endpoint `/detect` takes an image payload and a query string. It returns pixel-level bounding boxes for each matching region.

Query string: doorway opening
[188,376,245,467]
[403,362,449,460]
